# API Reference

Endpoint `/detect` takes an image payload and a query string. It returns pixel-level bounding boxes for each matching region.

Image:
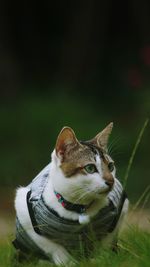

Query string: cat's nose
[105,180,114,188]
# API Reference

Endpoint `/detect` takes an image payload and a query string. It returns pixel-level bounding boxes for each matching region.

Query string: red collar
[54,191,91,214]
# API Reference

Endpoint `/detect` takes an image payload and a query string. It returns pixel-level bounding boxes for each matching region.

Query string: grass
[0,226,150,267]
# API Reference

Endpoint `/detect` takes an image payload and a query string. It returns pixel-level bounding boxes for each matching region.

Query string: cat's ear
[91,122,113,150]
[55,127,81,160]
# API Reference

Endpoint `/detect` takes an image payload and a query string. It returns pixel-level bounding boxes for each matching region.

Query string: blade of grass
[118,243,140,259]
[123,118,149,189]
[141,192,150,210]
[130,184,150,212]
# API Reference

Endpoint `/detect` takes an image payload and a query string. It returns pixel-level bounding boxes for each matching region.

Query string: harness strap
[12,238,29,253]
[108,190,127,232]
[26,190,42,235]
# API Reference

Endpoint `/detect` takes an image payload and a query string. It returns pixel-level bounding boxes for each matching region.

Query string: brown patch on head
[55,125,114,183]
[55,127,97,177]
[55,127,80,159]
[61,145,96,177]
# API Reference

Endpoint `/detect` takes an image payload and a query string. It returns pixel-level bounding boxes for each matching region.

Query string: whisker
[74,192,88,204]
[70,188,85,198]
[74,187,90,204]
[108,136,126,156]
[108,135,122,151]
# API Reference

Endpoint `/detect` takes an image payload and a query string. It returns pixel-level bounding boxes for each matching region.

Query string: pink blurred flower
[127,67,142,88]
[141,45,150,66]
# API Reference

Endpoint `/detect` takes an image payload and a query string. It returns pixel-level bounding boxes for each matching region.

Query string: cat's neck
[42,162,108,222]
[43,170,81,221]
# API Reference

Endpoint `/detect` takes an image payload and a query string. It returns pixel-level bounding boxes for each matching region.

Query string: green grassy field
[0,225,150,267]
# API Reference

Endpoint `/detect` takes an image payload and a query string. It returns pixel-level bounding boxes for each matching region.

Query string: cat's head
[51,123,115,205]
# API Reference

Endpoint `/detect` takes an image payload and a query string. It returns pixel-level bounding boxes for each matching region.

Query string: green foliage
[1,227,150,267]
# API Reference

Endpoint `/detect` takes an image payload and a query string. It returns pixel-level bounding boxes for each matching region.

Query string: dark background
[0,1,150,211]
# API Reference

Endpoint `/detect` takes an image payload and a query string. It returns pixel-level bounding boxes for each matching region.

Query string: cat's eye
[108,162,114,172]
[84,164,97,174]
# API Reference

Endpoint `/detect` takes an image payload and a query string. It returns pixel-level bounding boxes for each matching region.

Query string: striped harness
[13,164,127,259]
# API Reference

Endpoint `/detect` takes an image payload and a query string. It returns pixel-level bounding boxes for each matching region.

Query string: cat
[13,123,129,265]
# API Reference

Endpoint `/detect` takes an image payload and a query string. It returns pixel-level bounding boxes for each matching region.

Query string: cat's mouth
[96,185,113,195]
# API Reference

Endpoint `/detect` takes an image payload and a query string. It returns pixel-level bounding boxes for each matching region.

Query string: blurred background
[0,1,150,239]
